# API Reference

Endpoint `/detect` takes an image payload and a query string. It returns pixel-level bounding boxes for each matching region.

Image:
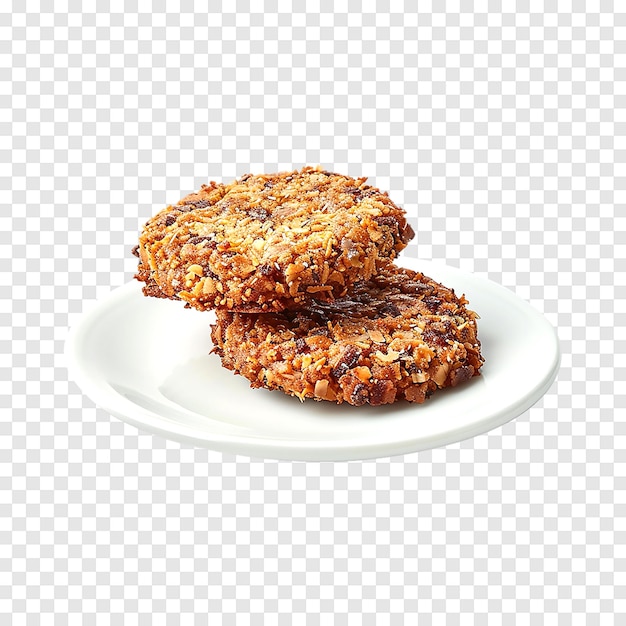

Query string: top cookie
[134,166,414,312]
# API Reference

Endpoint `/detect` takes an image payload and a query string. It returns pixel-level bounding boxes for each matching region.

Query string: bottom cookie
[210,264,484,406]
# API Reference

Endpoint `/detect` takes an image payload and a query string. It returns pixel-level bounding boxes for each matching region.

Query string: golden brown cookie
[210,263,483,406]
[134,166,414,312]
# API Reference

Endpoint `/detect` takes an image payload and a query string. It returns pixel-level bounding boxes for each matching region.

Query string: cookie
[210,263,484,406]
[134,166,414,312]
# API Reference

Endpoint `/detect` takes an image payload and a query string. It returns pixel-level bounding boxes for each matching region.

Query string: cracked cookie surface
[210,263,484,406]
[135,166,414,312]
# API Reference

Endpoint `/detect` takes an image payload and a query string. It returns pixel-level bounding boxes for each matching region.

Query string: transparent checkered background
[2,2,624,623]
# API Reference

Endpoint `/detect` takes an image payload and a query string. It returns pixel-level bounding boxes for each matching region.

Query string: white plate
[65,258,560,461]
